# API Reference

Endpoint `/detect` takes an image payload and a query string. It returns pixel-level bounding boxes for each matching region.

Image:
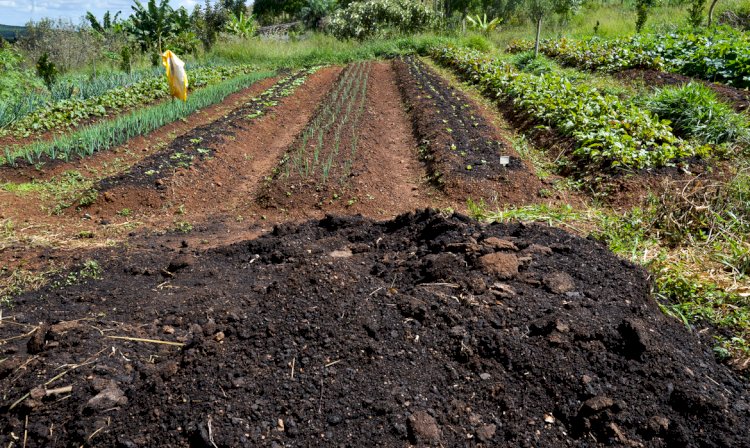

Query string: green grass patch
[209,33,495,69]
[644,83,750,145]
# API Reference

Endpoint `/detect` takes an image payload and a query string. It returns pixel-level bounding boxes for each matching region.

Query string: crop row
[287,61,370,184]
[507,27,750,88]
[1,64,258,138]
[96,68,317,192]
[394,55,521,192]
[2,70,276,167]
[432,46,702,173]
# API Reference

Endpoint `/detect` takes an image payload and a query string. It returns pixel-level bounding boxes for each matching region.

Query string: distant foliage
[17,18,102,72]
[225,11,257,38]
[0,41,44,103]
[507,27,750,88]
[327,0,439,40]
[300,0,337,30]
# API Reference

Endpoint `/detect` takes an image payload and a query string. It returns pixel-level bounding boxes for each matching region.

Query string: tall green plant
[466,13,502,35]
[130,0,183,59]
[226,11,257,38]
[636,0,655,33]
[36,53,58,90]
[687,0,706,27]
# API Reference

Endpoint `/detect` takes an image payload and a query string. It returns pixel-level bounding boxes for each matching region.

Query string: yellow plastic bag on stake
[161,50,188,101]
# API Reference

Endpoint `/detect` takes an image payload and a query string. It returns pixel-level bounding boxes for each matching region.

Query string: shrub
[36,52,58,90]
[645,83,750,145]
[327,0,438,40]
[0,41,44,103]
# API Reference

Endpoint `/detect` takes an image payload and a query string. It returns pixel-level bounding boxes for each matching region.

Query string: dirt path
[341,62,447,216]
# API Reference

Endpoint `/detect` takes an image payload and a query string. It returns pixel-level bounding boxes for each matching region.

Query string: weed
[174,221,193,233]
[644,83,750,145]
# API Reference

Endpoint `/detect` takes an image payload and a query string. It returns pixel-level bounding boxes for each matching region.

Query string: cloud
[2,0,202,26]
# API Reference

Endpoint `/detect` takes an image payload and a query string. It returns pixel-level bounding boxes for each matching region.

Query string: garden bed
[393,56,541,205]
[95,69,314,195]
[614,68,750,114]
[257,62,373,210]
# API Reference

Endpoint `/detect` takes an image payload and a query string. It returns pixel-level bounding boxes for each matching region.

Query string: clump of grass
[509,51,558,75]
[0,266,54,308]
[645,83,750,145]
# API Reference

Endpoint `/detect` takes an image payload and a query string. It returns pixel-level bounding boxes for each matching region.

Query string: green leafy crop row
[507,27,750,88]
[432,46,702,173]
[2,71,275,167]
[1,64,258,138]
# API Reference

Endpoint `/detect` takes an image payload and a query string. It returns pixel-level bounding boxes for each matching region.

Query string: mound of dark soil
[1,210,749,447]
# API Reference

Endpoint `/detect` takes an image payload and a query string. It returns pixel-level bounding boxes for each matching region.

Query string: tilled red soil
[1,210,748,447]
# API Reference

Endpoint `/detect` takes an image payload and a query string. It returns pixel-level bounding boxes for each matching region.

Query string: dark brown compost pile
[1,210,748,447]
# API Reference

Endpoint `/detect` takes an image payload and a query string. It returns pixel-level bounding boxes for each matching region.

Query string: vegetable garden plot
[393,56,541,204]
[0,65,260,142]
[507,29,750,89]
[1,71,277,168]
[431,46,703,176]
[1,210,749,447]
[257,62,371,209]
[95,69,315,196]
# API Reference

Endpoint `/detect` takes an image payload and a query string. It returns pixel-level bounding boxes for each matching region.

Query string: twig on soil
[87,417,110,443]
[291,357,296,379]
[9,347,106,410]
[418,283,460,288]
[318,377,324,414]
[23,415,27,448]
[324,359,342,368]
[105,335,185,347]
[0,327,38,345]
[207,416,219,448]
[45,385,72,396]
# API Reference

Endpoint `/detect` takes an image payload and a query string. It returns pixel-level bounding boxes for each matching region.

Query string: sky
[0,0,204,26]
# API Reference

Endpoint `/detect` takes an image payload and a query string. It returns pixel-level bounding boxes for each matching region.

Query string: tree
[222,0,248,18]
[130,0,176,55]
[85,10,122,34]
[524,0,581,58]
[36,52,58,90]
[635,0,655,33]
[226,11,257,38]
[253,0,306,24]
[300,0,337,29]
[708,0,719,26]
[687,0,705,27]
[191,0,229,51]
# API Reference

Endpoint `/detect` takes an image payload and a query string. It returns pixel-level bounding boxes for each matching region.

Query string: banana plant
[466,13,502,35]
